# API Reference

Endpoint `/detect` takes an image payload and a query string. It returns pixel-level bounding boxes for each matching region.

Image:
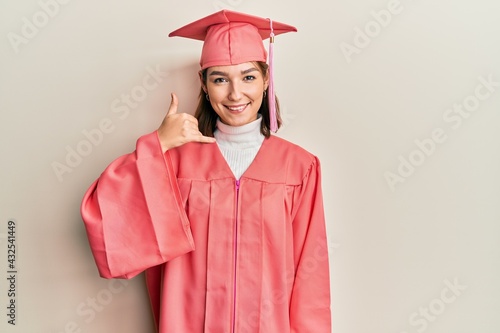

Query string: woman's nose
[228,81,243,101]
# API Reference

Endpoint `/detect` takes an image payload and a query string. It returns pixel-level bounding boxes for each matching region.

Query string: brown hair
[195,61,282,138]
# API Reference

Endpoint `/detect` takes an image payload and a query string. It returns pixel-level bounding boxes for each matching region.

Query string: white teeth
[226,104,247,112]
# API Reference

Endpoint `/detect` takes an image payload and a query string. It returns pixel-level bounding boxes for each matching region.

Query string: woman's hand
[158,93,216,153]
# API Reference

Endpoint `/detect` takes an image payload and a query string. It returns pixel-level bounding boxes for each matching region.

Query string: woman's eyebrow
[241,68,258,74]
[209,70,228,76]
[209,68,258,76]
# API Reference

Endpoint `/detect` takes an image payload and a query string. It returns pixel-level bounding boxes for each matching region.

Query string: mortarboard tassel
[268,19,278,133]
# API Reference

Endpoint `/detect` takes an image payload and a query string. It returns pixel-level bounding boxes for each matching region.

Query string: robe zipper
[232,179,240,333]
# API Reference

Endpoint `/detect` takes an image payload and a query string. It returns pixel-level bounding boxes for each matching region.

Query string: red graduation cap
[169,10,297,132]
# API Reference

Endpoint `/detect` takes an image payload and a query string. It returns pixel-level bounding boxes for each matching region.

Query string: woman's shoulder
[263,135,320,184]
[267,135,318,163]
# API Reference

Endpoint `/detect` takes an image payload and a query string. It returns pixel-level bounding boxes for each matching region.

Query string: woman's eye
[213,77,227,83]
[244,75,256,81]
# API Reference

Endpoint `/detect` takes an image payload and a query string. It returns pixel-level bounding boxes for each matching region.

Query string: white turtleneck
[214,115,265,180]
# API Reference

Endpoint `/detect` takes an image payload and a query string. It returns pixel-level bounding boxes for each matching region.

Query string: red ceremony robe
[81,131,331,333]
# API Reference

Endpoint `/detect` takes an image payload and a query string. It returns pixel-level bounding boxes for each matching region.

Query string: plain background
[1,0,499,332]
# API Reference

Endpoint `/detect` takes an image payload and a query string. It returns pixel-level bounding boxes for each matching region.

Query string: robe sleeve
[81,131,195,279]
[290,156,332,332]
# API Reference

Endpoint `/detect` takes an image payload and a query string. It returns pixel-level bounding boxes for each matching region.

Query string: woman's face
[202,62,269,127]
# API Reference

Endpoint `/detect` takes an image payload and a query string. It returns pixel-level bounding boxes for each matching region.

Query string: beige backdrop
[1,0,499,332]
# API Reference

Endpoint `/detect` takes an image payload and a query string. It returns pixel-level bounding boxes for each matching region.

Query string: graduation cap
[169,10,297,132]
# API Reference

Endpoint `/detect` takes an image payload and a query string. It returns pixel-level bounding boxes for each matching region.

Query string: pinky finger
[197,135,217,144]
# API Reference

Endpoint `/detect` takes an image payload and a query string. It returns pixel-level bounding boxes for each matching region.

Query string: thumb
[167,92,178,116]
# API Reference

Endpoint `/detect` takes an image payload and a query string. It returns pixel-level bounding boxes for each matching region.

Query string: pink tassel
[268,19,277,133]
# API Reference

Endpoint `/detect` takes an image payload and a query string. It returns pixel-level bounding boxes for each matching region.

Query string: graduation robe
[81,131,331,333]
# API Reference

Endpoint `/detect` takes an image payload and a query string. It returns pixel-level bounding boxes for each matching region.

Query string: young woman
[81,9,331,333]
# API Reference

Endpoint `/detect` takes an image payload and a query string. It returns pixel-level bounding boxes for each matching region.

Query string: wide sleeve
[80,131,195,279]
[289,156,332,332]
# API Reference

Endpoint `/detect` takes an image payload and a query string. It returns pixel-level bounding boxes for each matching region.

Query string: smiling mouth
[225,103,250,112]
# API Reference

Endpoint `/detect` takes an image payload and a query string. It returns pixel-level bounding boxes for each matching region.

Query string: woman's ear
[264,68,270,91]
[199,70,207,93]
